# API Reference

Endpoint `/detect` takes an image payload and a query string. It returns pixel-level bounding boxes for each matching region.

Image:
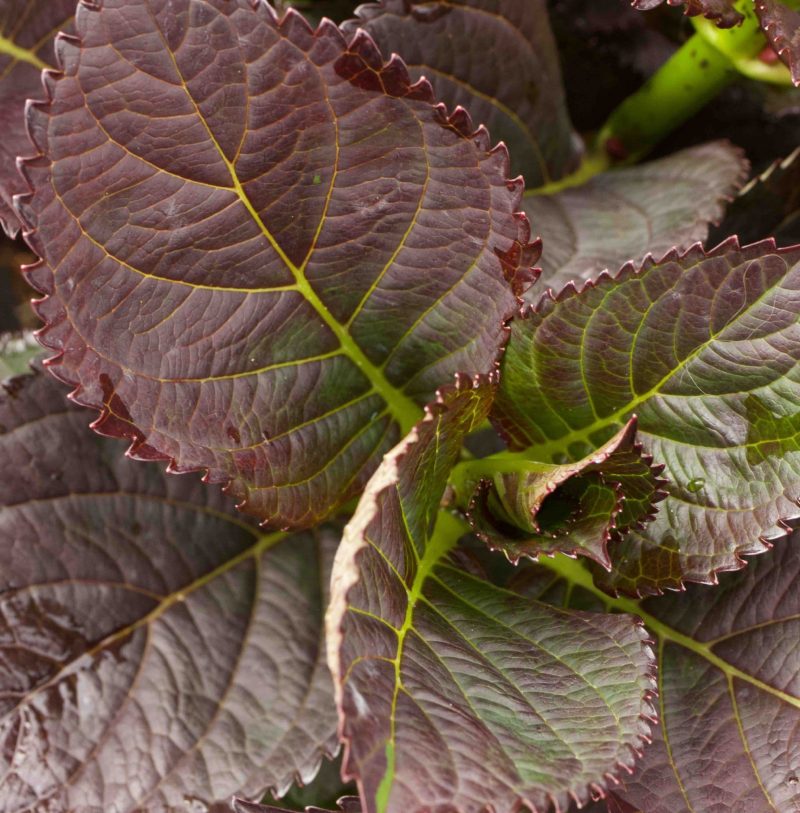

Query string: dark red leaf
[20,0,537,529]
[494,239,800,593]
[0,0,75,237]
[327,375,657,813]
[342,0,583,184]
[756,0,800,85]
[611,532,800,811]
[524,142,747,292]
[0,366,339,810]
[631,0,744,27]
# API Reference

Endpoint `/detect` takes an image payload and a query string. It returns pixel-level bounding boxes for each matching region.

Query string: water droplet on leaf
[686,477,705,493]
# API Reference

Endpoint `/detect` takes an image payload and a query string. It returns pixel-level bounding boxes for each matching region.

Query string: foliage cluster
[0,1,799,812]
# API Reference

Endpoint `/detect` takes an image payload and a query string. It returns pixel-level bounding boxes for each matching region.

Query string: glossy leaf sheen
[327,376,656,813]
[467,418,665,569]
[524,142,747,293]
[494,240,800,593]
[708,146,800,247]
[22,0,535,528]
[612,533,800,812]
[631,0,743,27]
[756,0,800,86]
[0,0,75,237]
[343,0,582,184]
[0,368,339,811]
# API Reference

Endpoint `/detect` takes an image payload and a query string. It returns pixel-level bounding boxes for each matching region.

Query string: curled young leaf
[524,142,747,292]
[327,375,657,813]
[494,239,800,593]
[611,533,800,812]
[464,418,666,569]
[0,368,339,810]
[630,0,743,27]
[0,0,75,237]
[20,0,536,529]
[756,0,800,86]
[708,145,800,247]
[342,0,583,184]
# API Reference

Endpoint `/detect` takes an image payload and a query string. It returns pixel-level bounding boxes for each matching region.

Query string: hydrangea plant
[0,1,798,812]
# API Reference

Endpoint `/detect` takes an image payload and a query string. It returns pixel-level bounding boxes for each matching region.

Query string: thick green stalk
[596,32,736,163]
[692,0,794,86]
[583,0,792,169]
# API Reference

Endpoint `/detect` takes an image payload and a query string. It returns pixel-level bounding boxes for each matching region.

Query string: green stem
[596,32,737,163]
[692,0,794,86]
[597,0,796,163]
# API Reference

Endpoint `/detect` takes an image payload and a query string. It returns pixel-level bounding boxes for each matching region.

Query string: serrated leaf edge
[14,0,539,530]
[326,373,659,813]
[500,236,800,596]
[631,0,743,28]
[754,0,800,86]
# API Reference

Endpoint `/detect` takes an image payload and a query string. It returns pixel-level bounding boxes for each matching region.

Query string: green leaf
[342,0,583,184]
[21,0,536,529]
[0,367,339,810]
[326,375,657,813]
[524,142,747,293]
[0,330,39,377]
[461,418,666,569]
[494,239,800,593]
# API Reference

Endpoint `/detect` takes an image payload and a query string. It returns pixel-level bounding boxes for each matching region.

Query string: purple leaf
[465,417,667,569]
[631,0,744,27]
[327,375,657,813]
[19,0,537,529]
[610,531,800,812]
[494,239,800,594]
[0,366,339,810]
[756,0,800,86]
[524,142,748,293]
[0,0,75,237]
[342,0,583,184]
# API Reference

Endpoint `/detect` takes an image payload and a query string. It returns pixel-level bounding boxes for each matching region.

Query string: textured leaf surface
[0,330,39,377]
[494,239,800,593]
[0,368,339,811]
[709,146,800,247]
[327,376,656,813]
[631,0,743,27]
[0,0,75,237]
[524,142,747,292]
[342,0,582,184]
[757,0,800,86]
[22,0,535,529]
[465,418,665,569]
[527,543,800,813]
[610,535,800,812]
